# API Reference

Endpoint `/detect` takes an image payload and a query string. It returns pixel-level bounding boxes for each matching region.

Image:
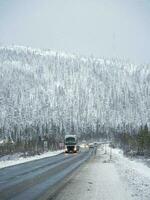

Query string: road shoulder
[53,146,132,200]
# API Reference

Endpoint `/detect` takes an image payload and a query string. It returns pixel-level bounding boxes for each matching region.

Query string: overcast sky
[0,0,150,64]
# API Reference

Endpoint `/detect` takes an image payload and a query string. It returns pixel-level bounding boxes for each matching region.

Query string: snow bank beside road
[111,147,150,200]
[113,148,150,178]
[0,150,63,169]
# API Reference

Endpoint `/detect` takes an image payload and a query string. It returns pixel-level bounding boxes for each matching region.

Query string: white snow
[0,150,63,169]
[0,45,150,136]
[54,145,132,200]
[109,146,150,200]
[112,148,150,178]
[54,144,150,200]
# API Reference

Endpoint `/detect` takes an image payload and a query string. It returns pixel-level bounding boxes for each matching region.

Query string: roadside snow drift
[0,150,63,169]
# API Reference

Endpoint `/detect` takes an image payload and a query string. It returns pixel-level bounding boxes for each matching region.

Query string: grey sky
[0,0,150,64]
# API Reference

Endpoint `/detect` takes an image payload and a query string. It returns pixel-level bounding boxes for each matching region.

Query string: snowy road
[53,145,132,200]
[53,145,150,200]
[0,149,92,200]
[1,145,150,200]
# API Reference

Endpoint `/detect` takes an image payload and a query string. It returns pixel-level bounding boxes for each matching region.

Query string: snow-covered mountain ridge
[0,46,150,136]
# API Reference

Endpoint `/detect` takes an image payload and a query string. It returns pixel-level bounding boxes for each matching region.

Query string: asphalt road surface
[0,148,93,200]
[53,146,132,200]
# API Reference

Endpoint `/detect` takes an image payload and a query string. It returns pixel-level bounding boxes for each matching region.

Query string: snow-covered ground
[54,145,150,200]
[0,150,63,169]
[112,147,150,200]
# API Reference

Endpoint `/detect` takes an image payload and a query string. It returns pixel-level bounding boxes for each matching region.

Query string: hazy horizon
[0,0,150,64]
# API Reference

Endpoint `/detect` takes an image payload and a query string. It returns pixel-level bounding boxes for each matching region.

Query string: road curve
[0,149,93,200]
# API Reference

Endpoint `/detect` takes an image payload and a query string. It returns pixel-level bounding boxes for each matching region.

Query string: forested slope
[0,46,150,142]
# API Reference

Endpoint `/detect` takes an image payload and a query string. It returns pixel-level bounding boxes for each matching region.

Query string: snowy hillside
[0,46,150,138]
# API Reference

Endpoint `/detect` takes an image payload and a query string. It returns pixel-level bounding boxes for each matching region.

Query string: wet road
[0,149,92,200]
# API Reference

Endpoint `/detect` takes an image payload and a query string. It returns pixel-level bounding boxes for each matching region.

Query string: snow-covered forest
[0,46,150,152]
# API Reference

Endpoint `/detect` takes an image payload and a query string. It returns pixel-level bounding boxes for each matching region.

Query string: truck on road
[64,135,78,153]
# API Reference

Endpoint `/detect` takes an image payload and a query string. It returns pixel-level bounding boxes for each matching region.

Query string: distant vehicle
[80,140,88,148]
[64,135,78,153]
[94,142,98,147]
[88,143,94,148]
